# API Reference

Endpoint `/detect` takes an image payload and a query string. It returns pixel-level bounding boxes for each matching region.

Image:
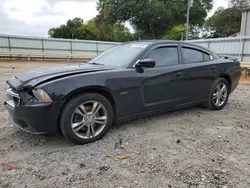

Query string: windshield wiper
[89,62,105,66]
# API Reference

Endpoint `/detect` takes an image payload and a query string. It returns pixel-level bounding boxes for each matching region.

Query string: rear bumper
[4,101,64,134]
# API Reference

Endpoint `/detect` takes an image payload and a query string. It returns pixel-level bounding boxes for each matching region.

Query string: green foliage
[48,17,134,42]
[97,0,213,39]
[229,0,250,8]
[48,25,72,39]
[66,18,84,28]
[162,25,186,40]
[203,0,249,38]
[75,25,97,40]
[49,17,84,39]
[204,6,242,38]
[51,0,250,41]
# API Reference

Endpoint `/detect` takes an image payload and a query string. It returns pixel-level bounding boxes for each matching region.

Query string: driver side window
[147,46,179,67]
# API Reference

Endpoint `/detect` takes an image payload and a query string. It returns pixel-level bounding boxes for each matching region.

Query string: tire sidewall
[59,93,114,145]
[208,78,230,110]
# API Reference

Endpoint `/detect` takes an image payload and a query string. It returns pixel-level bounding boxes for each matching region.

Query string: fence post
[41,39,44,60]
[240,38,245,62]
[70,41,73,54]
[7,36,12,60]
[207,41,211,49]
[70,41,73,62]
[96,42,99,55]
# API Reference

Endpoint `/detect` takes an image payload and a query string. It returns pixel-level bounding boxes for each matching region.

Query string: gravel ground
[0,61,250,188]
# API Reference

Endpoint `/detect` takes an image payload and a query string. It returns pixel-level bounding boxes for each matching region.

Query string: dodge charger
[4,41,241,144]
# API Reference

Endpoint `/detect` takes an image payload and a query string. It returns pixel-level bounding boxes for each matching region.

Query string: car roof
[124,40,218,59]
[129,40,204,48]
[128,40,213,53]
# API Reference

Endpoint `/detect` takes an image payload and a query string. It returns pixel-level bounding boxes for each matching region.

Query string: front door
[139,44,190,112]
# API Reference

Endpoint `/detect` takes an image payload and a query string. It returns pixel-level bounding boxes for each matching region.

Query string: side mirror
[135,59,156,68]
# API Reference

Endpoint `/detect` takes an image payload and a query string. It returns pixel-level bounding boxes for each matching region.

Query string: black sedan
[4,41,241,144]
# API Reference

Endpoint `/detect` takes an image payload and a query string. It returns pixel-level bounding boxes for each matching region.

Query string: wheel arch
[63,86,116,115]
[218,74,232,90]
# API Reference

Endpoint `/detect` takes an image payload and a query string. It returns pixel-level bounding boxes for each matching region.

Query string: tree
[203,0,250,38]
[48,17,134,42]
[48,18,84,39]
[162,25,186,40]
[74,25,97,40]
[229,0,250,8]
[113,24,135,42]
[48,25,72,39]
[204,6,242,38]
[66,17,84,28]
[96,0,213,39]
[66,17,84,39]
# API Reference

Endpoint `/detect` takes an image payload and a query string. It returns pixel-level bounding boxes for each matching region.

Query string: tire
[207,78,230,110]
[59,93,114,145]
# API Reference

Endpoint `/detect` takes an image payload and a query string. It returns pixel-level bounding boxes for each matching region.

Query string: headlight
[32,89,52,102]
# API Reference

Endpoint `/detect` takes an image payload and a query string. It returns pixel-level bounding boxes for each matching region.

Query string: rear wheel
[59,93,114,145]
[207,78,230,110]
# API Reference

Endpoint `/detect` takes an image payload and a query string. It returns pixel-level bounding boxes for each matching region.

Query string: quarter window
[182,47,211,63]
[203,53,211,61]
[147,47,179,67]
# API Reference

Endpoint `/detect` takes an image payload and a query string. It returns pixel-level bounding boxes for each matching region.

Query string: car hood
[7,63,114,90]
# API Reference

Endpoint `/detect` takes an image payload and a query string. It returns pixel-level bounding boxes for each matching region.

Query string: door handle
[176,72,183,78]
[211,66,216,70]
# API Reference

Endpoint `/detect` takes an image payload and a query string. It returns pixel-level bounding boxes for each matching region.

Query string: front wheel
[59,93,114,145]
[207,78,230,110]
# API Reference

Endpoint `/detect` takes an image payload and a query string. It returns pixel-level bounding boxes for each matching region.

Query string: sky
[0,0,229,37]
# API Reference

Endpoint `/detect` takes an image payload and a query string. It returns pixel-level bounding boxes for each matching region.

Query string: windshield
[88,43,150,67]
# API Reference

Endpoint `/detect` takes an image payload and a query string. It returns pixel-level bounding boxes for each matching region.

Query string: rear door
[179,45,218,101]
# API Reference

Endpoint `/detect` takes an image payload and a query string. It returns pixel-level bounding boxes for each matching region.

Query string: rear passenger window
[182,47,211,63]
[147,47,179,67]
[182,48,203,63]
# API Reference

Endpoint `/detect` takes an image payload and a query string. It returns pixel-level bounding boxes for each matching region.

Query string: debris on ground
[116,155,129,160]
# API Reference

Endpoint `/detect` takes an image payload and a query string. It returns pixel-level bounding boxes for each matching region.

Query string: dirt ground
[0,61,250,188]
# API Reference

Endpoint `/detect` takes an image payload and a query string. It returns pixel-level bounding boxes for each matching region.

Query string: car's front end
[4,62,117,136]
[5,78,63,134]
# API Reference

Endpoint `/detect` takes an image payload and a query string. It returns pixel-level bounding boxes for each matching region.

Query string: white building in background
[241,7,250,36]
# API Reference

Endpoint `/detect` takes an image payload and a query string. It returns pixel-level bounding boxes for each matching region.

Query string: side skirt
[115,100,207,124]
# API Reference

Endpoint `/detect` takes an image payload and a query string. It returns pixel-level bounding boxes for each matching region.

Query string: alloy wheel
[213,83,228,107]
[71,101,108,139]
